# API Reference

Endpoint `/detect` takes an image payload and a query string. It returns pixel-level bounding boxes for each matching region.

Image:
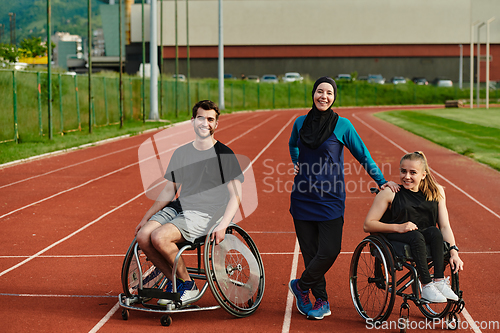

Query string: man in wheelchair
[363,151,464,303]
[134,100,244,305]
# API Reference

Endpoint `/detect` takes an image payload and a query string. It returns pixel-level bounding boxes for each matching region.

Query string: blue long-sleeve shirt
[289,115,387,221]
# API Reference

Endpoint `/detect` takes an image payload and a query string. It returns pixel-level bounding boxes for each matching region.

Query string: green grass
[0,118,192,165]
[375,108,500,171]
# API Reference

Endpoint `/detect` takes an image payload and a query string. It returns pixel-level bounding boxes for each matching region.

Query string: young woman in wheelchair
[363,151,464,303]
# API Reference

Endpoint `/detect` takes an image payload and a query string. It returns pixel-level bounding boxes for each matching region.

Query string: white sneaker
[434,278,459,301]
[421,282,447,303]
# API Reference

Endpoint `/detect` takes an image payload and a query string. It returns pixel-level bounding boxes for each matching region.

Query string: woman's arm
[339,118,398,192]
[289,116,305,165]
[363,188,417,233]
[436,186,464,273]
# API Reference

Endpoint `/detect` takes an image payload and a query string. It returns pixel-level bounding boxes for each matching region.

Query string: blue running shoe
[288,279,312,315]
[157,279,175,306]
[177,280,199,304]
[307,298,331,320]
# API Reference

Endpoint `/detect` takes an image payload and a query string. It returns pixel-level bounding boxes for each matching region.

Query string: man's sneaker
[434,278,459,301]
[307,298,331,320]
[178,280,199,304]
[157,279,174,306]
[288,279,312,315]
[421,282,447,303]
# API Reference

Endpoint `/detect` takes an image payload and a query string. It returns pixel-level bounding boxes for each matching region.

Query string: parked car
[172,74,186,81]
[247,75,260,82]
[261,74,279,83]
[367,74,386,84]
[432,78,453,87]
[335,74,352,81]
[224,73,235,79]
[412,77,428,85]
[282,72,303,83]
[390,76,407,84]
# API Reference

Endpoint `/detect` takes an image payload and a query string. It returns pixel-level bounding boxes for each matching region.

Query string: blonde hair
[400,151,443,201]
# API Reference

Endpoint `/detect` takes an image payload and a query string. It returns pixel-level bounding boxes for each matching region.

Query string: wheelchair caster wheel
[446,313,458,330]
[121,309,129,321]
[160,315,172,326]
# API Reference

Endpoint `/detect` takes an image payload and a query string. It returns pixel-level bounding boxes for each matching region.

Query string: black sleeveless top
[386,185,438,230]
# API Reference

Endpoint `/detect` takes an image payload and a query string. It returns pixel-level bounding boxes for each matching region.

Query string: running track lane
[0,107,499,332]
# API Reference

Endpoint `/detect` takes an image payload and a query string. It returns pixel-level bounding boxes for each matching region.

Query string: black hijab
[299,76,339,150]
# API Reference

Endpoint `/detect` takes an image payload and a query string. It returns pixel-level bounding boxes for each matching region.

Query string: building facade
[125,0,500,82]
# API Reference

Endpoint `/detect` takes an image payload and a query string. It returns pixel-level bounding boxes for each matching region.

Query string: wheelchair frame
[349,233,465,331]
[119,223,265,326]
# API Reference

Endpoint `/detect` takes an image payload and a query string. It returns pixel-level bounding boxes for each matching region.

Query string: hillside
[0,0,105,44]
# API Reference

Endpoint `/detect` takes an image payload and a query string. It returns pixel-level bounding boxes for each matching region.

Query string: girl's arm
[436,186,464,273]
[363,188,417,233]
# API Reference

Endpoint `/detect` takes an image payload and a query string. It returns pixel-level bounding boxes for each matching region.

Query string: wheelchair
[349,191,465,331]
[119,220,265,326]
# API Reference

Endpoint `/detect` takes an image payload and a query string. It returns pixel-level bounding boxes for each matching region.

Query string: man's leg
[136,220,176,280]
[150,223,191,282]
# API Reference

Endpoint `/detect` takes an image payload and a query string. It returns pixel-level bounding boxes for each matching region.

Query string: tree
[0,43,20,63]
[19,36,47,59]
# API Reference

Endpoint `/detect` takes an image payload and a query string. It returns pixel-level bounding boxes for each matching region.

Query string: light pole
[47,0,53,139]
[486,17,495,109]
[218,0,224,110]
[459,44,463,89]
[477,22,485,107]
[119,0,123,127]
[470,21,481,109]
[149,0,158,120]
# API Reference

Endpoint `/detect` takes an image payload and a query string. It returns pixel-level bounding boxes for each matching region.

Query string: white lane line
[0,293,115,298]
[352,112,500,221]
[1,113,290,276]
[88,302,120,333]
[0,114,269,220]
[282,239,300,333]
[0,191,146,278]
[0,113,259,189]
[0,127,191,190]
[352,112,487,333]
[2,250,495,260]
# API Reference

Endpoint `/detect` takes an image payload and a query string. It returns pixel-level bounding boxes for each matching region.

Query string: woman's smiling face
[313,82,335,111]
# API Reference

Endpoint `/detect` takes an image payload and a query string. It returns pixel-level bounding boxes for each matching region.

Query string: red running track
[1,107,499,332]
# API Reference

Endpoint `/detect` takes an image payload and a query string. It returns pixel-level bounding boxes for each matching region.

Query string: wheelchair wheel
[121,238,167,298]
[350,235,396,323]
[204,223,265,317]
[415,261,457,319]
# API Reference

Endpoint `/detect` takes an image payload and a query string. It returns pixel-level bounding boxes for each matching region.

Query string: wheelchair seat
[377,234,450,262]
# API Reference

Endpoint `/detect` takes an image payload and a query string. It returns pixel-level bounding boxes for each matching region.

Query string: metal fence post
[37,72,43,136]
[74,74,81,130]
[59,74,64,133]
[103,77,109,125]
[13,70,18,143]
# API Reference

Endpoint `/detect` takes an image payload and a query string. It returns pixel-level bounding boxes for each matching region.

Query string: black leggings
[385,226,444,285]
[293,216,344,301]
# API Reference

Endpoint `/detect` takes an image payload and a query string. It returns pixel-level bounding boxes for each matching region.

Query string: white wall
[130,0,500,45]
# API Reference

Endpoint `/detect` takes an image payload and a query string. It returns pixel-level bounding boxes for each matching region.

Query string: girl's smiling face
[400,159,426,192]
[313,82,335,111]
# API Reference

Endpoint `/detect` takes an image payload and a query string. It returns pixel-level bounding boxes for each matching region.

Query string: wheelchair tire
[415,262,458,319]
[121,238,167,298]
[350,235,396,323]
[204,223,265,318]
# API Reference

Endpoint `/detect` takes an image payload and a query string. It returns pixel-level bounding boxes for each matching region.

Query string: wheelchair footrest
[139,288,181,302]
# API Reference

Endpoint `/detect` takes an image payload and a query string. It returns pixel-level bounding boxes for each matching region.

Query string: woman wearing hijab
[288,76,399,320]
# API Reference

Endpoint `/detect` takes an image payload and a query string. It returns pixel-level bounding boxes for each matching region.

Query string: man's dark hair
[192,100,220,120]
